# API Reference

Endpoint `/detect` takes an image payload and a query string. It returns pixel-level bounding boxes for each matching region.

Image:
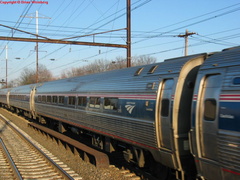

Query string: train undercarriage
[1,104,180,180]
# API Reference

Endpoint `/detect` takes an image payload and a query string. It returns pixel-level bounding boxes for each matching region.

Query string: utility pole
[36,10,39,83]
[21,11,51,83]
[0,45,10,87]
[5,45,8,88]
[126,0,131,67]
[178,29,196,56]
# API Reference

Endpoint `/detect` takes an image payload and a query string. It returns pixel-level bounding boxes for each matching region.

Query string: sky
[0,0,239,83]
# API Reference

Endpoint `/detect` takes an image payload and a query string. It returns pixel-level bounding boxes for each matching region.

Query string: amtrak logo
[125,105,135,114]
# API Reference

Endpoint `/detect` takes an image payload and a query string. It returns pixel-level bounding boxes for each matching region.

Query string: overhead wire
[0,3,33,56]
[37,0,152,68]
[0,2,34,81]
[132,2,240,44]
[4,1,240,81]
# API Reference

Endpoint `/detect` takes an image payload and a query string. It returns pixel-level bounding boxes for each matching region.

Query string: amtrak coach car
[0,46,240,180]
[189,46,240,180]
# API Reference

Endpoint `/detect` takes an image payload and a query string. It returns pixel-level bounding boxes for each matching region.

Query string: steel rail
[0,138,22,180]
[0,114,74,180]
[28,122,110,168]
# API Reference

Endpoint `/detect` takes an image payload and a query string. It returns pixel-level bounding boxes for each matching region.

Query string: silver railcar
[0,46,240,180]
[190,46,240,180]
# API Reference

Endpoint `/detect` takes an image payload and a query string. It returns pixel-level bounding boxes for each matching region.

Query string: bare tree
[60,55,157,79]
[6,79,20,88]
[132,55,157,66]
[19,64,54,85]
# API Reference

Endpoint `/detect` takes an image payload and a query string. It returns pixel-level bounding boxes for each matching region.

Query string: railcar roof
[35,53,206,94]
[200,46,240,70]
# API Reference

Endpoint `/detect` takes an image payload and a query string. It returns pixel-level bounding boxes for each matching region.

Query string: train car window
[19,95,22,100]
[52,96,58,104]
[58,96,64,104]
[148,65,158,74]
[42,96,46,103]
[233,77,240,85]
[37,95,41,102]
[78,96,87,107]
[89,97,101,108]
[161,99,169,117]
[134,67,144,76]
[47,96,52,103]
[204,99,216,121]
[104,98,118,110]
[68,96,76,105]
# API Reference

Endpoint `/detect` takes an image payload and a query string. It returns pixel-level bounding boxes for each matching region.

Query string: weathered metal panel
[35,103,157,148]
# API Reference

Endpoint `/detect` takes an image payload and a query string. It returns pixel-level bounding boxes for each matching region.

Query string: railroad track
[28,122,110,168]
[0,114,82,180]
[0,138,21,179]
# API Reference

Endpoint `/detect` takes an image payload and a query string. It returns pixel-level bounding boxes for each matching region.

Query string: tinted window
[58,96,64,104]
[47,96,52,103]
[37,95,41,102]
[134,67,144,76]
[161,99,169,117]
[78,96,87,107]
[104,98,118,110]
[42,96,46,103]
[148,65,158,74]
[52,96,58,104]
[204,99,216,121]
[68,96,76,105]
[89,97,101,108]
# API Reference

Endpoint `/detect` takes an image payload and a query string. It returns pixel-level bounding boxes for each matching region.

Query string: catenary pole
[127,0,131,67]
[21,11,51,83]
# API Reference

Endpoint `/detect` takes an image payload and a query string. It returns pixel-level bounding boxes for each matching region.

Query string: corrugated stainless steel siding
[10,100,30,111]
[200,47,240,70]
[35,104,157,148]
[218,132,240,171]
[221,66,240,90]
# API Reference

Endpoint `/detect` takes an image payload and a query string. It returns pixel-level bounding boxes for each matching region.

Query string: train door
[158,79,174,150]
[198,74,221,161]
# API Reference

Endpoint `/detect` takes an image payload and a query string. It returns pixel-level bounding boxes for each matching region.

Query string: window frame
[89,97,101,109]
[52,96,58,104]
[42,96,46,103]
[58,96,65,105]
[161,98,170,117]
[204,98,217,121]
[47,96,52,103]
[68,96,76,106]
[104,97,118,111]
[77,96,87,107]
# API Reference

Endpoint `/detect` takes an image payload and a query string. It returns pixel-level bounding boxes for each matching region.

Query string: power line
[132,3,240,44]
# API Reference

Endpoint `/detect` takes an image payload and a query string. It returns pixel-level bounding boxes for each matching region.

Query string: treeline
[6,55,156,88]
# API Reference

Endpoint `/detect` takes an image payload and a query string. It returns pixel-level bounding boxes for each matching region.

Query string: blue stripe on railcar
[219,102,240,132]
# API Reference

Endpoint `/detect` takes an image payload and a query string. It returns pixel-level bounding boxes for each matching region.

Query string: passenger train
[0,46,240,180]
